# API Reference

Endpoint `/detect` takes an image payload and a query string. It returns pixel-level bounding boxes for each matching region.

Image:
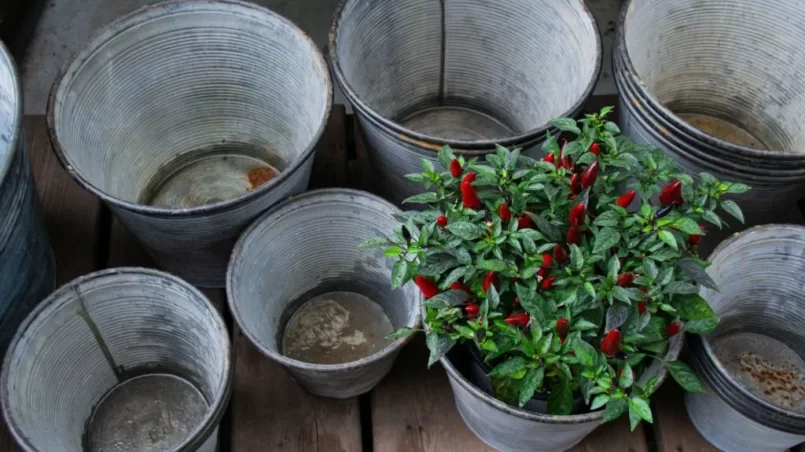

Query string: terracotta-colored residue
[248,166,276,189]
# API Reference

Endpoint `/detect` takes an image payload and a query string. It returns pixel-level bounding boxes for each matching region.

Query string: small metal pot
[1,268,232,452]
[0,41,55,353]
[687,225,805,452]
[227,188,422,398]
[48,0,332,287]
[329,0,601,205]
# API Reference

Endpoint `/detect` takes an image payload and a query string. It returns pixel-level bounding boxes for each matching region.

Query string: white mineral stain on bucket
[85,373,209,452]
[399,106,515,141]
[677,113,766,150]
[281,291,394,365]
[712,332,805,414]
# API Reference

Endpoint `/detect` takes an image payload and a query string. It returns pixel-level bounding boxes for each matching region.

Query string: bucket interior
[623,0,805,152]
[51,2,330,208]
[0,46,17,179]
[334,0,599,141]
[229,191,420,365]
[3,271,229,451]
[700,227,805,415]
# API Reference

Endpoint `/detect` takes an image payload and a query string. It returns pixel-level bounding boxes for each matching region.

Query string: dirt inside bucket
[400,106,515,141]
[677,113,766,150]
[281,291,394,365]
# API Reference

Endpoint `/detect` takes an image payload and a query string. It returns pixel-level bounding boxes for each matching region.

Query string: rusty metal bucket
[0,41,55,353]
[614,0,805,226]
[48,0,332,287]
[329,0,601,205]
[687,225,805,452]
[1,268,231,452]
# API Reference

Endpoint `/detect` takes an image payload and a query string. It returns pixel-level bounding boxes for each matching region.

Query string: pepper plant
[363,107,749,429]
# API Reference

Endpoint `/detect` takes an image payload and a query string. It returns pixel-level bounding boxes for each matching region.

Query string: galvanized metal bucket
[0,42,55,353]
[614,0,805,226]
[48,0,333,287]
[1,268,232,452]
[438,310,684,451]
[227,188,422,398]
[329,0,602,205]
[687,225,805,452]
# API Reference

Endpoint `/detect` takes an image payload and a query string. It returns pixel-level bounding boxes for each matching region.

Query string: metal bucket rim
[46,0,334,218]
[328,0,603,151]
[0,41,23,191]
[1,266,233,452]
[615,0,805,160]
[692,224,805,426]
[227,187,423,373]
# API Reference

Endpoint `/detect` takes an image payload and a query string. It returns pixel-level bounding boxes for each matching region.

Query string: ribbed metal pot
[330,0,601,206]
[48,0,332,287]
[614,0,805,226]
[686,225,805,452]
[0,42,55,353]
[437,312,684,451]
[1,268,232,452]
[227,188,422,398]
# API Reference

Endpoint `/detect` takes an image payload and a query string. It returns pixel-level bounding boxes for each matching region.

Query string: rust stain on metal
[248,166,276,190]
[739,352,805,410]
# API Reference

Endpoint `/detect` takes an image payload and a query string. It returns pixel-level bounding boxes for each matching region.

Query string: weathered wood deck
[2,112,802,452]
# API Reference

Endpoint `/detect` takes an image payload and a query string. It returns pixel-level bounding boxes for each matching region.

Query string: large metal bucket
[614,0,805,226]
[227,188,421,398]
[48,0,333,287]
[0,42,55,353]
[1,268,232,452]
[329,0,601,205]
[687,225,805,452]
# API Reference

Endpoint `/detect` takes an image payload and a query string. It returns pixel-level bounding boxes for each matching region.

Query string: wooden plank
[230,328,362,452]
[311,104,348,189]
[348,116,375,193]
[651,381,718,452]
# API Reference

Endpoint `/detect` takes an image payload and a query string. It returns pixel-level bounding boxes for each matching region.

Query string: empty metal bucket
[329,0,601,205]
[0,41,55,353]
[227,188,421,398]
[1,268,232,452]
[614,0,805,225]
[687,225,805,452]
[48,0,333,287]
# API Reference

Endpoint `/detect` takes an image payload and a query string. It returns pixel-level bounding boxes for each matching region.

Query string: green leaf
[606,303,630,331]
[664,281,698,295]
[437,145,454,169]
[570,244,584,270]
[441,267,468,289]
[594,211,621,227]
[642,260,658,279]
[604,121,621,134]
[519,368,545,407]
[584,282,597,299]
[593,228,621,254]
[470,164,496,178]
[702,210,722,228]
[551,118,581,135]
[573,338,598,367]
[619,363,634,388]
[383,246,403,257]
[361,237,391,249]
[720,200,745,224]
[547,377,574,415]
[685,318,720,334]
[531,214,562,241]
[490,357,528,378]
[446,222,485,240]
[421,158,435,174]
[405,173,427,183]
[479,259,510,272]
[678,258,718,290]
[725,183,751,194]
[629,396,653,424]
[603,398,628,422]
[658,230,678,250]
[612,286,634,304]
[403,192,440,204]
[675,294,716,320]
[424,290,471,308]
[665,361,705,392]
[391,260,408,290]
[426,332,456,368]
[607,255,621,284]
[672,217,704,235]
[538,333,554,355]
[487,285,501,310]
[656,267,674,286]
[591,394,610,410]
[455,247,472,266]
[387,327,419,340]
[574,319,598,331]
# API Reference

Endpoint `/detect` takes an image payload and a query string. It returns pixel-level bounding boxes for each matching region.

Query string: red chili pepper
[499,203,513,221]
[666,321,682,337]
[541,276,557,290]
[590,142,601,155]
[436,216,448,228]
[553,244,568,263]
[460,173,481,209]
[637,301,647,314]
[465,303,480,317]
[581,161,599,188]
[689,225,704,246]
[542,153,555,165]
[414,276,439,299]
[541,253,552,268]
[570,173,581,194]
[562,156,573,170]
[450,159,462,178]
[512,297,521,308]
[505,313,530,327]
[601,329,622,357]
[616,272,634,287]
[451,282,471,294]
[616,190,636,209]
[560,336,567,344]
[482,271,499,292]
[567,225,583,245]
[517,214,535,230]
[556,317,570,338]
[659,181,683,206]
[569,203,586,226]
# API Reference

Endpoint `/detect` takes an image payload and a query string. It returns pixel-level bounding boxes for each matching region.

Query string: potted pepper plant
[363,108,750,451]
